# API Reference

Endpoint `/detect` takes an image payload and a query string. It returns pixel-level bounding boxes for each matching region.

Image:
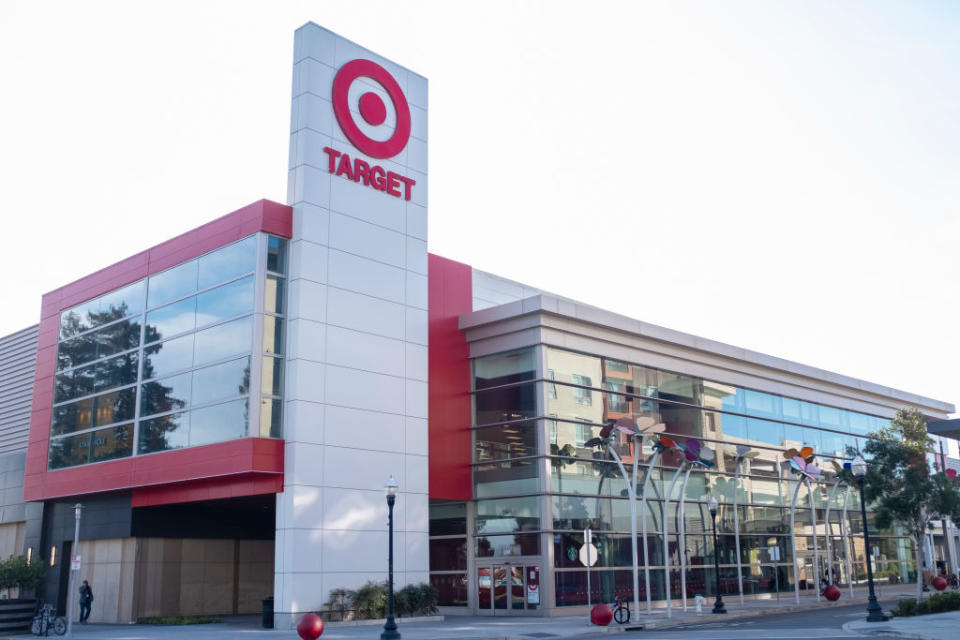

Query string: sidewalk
[843,610,960,640]
[0,586,924,640]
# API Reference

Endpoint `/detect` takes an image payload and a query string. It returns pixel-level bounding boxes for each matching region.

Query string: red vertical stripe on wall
[428,254,473,501]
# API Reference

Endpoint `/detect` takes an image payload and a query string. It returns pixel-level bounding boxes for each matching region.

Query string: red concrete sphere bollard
[824,584,841,601]
[297,613,325,639]
[590,603,613,626]
[932,576,947,591]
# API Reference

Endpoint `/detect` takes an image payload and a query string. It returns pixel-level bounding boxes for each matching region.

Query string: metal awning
[928,418,960,441]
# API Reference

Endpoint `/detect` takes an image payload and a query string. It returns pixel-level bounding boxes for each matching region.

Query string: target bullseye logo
[332,59,411,159]
[324,59,417,201]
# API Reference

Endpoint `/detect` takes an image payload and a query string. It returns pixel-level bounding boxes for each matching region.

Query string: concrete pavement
[1,587,946,640]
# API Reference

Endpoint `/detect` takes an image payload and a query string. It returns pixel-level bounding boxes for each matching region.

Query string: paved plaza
[4,586,958,640]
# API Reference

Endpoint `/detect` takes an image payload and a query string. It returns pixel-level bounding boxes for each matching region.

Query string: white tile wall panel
[285,441,325,487]
[405,203,427,240]
[329,173,404,231]
[407,73,428,109]
[289,240,328,284]
[322,447,405,491]
[324,365,405,415]
[405,271,428,310]
[403,454,429,494]
[290,93,335,136]
[324,404,404,452]
[326,287,405,340]
[282,399,324,445]
[291,128,336,172]
[280,22,428,625]
[286,279,327,321]
[404,307,428,345]
[329,213,406,268]
[404,380,428,419]
[292,204,329,246]
[321,487,389,531]
[286,318,326,364]
[405,237,428,275]
[328,250,405,304]
[404,343,428,382]
[285,359,326,404]
[292,57,335,98]
[323,530,402,573]
[404,417,428,456]
[325,325,405,377]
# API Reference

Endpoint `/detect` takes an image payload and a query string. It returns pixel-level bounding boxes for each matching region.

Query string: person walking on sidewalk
[78,580,93,624]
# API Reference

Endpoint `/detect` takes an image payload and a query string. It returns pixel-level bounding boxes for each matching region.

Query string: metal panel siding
[427,254,473,500]
[0,325,38,455]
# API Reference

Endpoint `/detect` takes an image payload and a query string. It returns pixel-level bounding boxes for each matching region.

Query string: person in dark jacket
[78,580,93,623]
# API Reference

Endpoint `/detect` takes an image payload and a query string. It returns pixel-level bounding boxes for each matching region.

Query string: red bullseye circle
[359,92,387,125]
[332,59,411,159]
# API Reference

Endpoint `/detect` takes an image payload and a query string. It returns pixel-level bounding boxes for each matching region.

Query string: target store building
[0,23,957,626]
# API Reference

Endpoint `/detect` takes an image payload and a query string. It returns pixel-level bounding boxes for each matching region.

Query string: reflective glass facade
[461,345,917,609]
[50,234,287,469]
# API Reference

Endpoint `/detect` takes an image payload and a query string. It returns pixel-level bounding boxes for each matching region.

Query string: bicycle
[611,596,630,624]
[31,602,66,636]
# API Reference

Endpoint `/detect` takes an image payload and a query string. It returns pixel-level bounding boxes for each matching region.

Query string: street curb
[325,614,445,627]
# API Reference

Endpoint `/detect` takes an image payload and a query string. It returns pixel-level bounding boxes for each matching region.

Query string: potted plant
[0,555,46,631]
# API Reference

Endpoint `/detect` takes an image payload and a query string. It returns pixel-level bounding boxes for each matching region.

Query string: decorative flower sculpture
[652,434,677,453]
[675,437,715,468]
[587,416,665,449]
[946,468,957,480]
[783,446,822,481]
[734,444,760,461]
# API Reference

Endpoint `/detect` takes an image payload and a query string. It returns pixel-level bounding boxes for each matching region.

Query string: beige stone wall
[74,538,137,623]
[134,538,274,620]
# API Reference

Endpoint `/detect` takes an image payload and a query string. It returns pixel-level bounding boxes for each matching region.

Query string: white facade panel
[278,22,429,627]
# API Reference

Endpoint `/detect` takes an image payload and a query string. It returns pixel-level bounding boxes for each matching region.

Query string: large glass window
[48,234,279,470]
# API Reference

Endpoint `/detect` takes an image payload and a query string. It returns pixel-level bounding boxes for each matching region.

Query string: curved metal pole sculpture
[640,447,664,614]
[587,417,665,619]
[678,465,694,611]
[785,446,823,604]
[733,445,759,607]
[663,460,688,618]
[805,476,821,603]
[841,487,854,599]
[662,436,716,618]
[824,477,844,586]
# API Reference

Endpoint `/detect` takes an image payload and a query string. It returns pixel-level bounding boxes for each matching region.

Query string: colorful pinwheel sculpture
[652,434,677,453]
[783,446,822,481]
[734,444,760,460]
[675,437,715,468]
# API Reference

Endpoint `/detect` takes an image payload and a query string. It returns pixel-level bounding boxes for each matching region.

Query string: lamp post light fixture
[707,497,726,614]
[66,503,82,637]
[851,456,887,622]
[382,476,401,640]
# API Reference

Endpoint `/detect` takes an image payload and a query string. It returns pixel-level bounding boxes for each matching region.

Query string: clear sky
[1,1,957,415]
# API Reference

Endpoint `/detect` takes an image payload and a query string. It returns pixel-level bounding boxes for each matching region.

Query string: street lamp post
[707,497,726,614]
[382,476,401,640]
[851,456,887,622]
[66,503,82,637]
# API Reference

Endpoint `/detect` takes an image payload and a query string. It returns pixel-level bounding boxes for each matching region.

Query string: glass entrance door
[476,563,538,614]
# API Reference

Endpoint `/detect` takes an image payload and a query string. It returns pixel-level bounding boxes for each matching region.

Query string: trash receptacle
[262,596,274,629]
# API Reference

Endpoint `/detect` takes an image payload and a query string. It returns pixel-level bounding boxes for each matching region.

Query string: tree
[861,408,960,600]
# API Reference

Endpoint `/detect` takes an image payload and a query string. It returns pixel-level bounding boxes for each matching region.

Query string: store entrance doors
[476,562,541,614]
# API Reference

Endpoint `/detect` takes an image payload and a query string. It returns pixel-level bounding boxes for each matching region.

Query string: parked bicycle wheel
[614,604,630,624]
[53,617,67,636]
[31,617,41,635]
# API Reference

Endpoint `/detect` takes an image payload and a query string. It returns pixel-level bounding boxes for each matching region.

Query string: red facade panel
[427,254,473,501]
[24,200,292,503]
